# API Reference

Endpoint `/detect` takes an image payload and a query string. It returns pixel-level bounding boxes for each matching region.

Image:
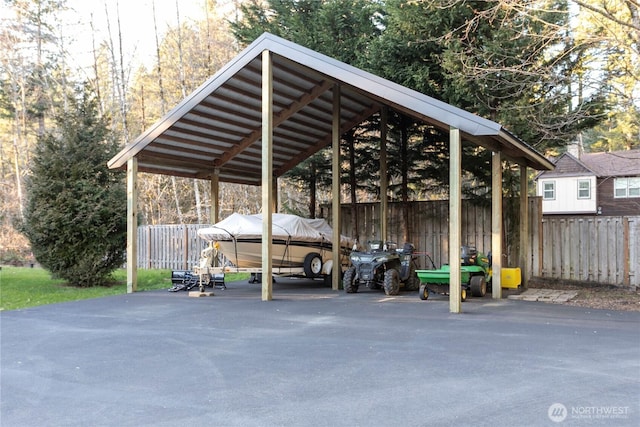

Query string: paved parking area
[1,278,639,427]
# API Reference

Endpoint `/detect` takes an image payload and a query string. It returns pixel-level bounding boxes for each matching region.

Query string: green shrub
[20,86,126,287]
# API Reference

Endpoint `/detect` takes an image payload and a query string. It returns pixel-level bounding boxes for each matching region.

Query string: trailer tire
[419,284,429,300]
[470,275,487,297]
[383,269,400,296]
[303,253,323,278]
[343,267,357,293]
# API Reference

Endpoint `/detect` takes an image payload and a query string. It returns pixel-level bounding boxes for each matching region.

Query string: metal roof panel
[109,32,553,181]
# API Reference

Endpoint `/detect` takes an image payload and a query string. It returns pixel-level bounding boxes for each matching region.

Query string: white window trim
[614,177,640,199]
[577,179,591,199]
[543,180,555,200]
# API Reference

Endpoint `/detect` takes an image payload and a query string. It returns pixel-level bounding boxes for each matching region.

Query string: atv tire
[383,269,400,296]
[404,265,420,291]
[343,267,358,293]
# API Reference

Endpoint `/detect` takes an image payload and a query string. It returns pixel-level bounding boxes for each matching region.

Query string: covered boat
[197,213,354,277]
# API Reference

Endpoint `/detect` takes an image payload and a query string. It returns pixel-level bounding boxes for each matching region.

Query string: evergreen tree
[231,0,384,218]
[365,0,608,195]
[573,0,640,152]
[231,0,383,69]
[21,85,126,287]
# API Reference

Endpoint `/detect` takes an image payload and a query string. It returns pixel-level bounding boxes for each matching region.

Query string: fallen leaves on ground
[527,278,640,312]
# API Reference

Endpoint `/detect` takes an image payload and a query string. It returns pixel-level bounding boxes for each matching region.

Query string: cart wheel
[419,284,429,300]
[461,288,467,302]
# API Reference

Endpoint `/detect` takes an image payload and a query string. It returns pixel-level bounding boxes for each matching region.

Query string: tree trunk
[12,138,24,219]
[194,179,202,223]
[152,0,167,114]
[347,131,359,241]
[115,1,129,141]
[400,118,410,242]
[90,15,104,115]
[309,163,317,218]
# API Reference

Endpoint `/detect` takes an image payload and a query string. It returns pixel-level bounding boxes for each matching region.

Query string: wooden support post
[519,164,528,288]
[261,49,273,301]
[210,169,220,268]
[127,157,138,293]
[380,107,388,242]
[449,127,461,313]
[492,152,502,298]
[210,169,219,224]
[331,84,341,291]
[623,217,630,287]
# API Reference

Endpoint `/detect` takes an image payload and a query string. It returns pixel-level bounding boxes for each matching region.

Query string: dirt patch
[527,277,640,312]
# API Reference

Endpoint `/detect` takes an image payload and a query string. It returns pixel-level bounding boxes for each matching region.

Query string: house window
[632,178,640,197]
[614,177,640,198]
[577,180,591,199]
[543,181,555,200]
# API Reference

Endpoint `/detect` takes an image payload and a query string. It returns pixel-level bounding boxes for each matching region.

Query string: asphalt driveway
[1,278,638,427]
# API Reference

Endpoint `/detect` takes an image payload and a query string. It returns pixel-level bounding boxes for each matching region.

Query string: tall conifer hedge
[21,87,126,286]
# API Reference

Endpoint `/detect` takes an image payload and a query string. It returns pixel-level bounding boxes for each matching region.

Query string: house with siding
[536,149,640,216]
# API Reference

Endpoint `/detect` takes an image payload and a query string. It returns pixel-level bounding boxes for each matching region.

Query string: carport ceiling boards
[108,32,554,184]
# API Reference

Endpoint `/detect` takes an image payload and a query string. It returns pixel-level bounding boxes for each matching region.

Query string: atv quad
[343,241,420,295]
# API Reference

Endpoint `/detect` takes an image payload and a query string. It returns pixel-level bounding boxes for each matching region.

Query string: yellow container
[501,268,521,288]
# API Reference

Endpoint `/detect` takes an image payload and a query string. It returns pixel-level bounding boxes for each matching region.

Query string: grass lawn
[0,266,248,311]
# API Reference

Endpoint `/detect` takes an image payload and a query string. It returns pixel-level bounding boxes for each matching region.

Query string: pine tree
[231,0,384,218]
[21,85,126,286]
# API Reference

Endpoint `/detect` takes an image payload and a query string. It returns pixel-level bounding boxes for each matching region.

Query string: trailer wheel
[343,267,357,293]
[303,252,323,278]
[470,275,487,297]
[419,284,429,300]
[461,288,467,302]
[383,269,400,296]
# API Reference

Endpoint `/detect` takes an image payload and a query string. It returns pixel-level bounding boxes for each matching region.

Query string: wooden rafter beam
[275,101,380,176]
[216,79,334,167]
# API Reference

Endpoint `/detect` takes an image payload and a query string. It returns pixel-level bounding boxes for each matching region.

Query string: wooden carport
[109,32,554,313]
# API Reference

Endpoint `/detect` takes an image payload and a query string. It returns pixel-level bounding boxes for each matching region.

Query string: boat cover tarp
[197,213,353,247]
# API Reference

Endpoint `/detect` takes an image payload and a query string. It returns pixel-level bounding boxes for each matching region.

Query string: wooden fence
[136,200,639,288]
[538,216,639,287]
[137,224,210,271]
[322,200,500,269]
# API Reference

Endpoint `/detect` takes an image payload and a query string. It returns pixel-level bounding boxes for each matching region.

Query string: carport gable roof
[108,32,554,185]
